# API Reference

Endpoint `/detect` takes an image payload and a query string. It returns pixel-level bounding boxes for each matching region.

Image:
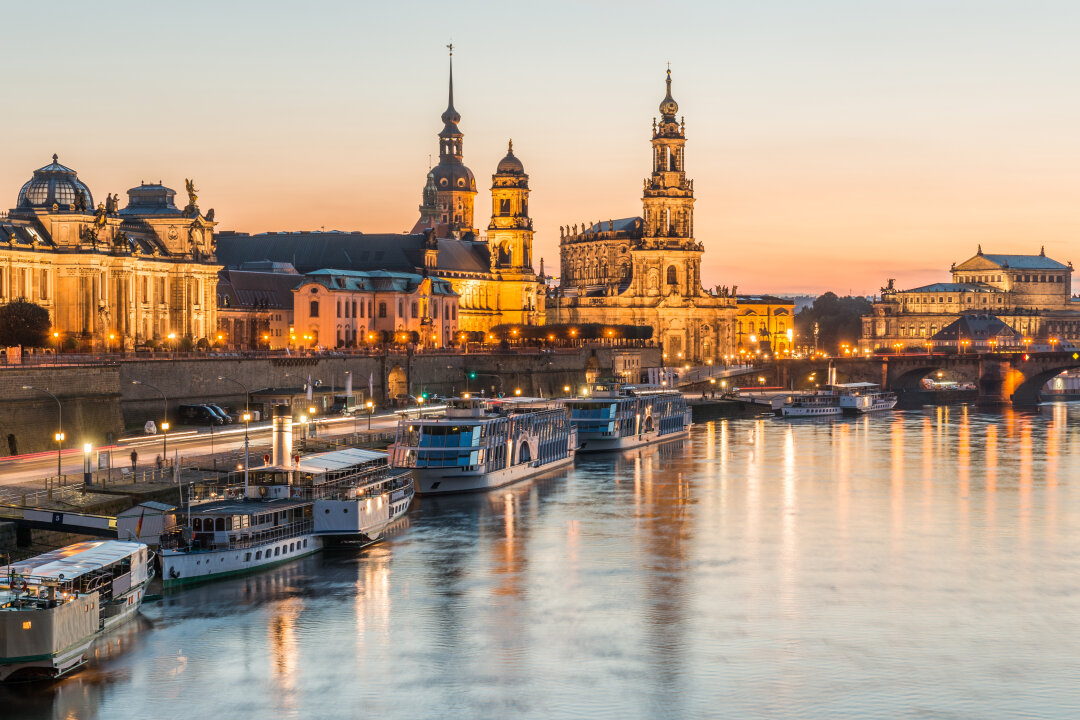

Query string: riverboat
[159,407,413,587]
[390,396,576,494]
[0,540,152,682]
[562,382,691,453]
[834,382,898,414]
[779,392,842,417]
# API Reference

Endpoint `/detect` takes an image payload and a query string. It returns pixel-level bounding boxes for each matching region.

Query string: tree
[794,292,872,354]
[0,299,51,347]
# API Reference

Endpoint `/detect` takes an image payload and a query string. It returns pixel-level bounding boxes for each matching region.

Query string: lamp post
[366,400,373,431]
[53,331,60,363]
[83,443,92,487]
[217,376,251,416]
[241,411,251,496]
[308,405,317,437]
[23,386,62,478]
[132,380,168,460]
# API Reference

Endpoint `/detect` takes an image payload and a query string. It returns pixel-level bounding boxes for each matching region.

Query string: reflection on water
[7,406,1080,719]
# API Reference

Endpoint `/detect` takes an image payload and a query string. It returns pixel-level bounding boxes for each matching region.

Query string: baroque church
[547,71,737,363]
[217,50,545,337]
[0,155,220,349]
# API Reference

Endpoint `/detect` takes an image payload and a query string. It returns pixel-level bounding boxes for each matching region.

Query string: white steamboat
[160,405,413,587]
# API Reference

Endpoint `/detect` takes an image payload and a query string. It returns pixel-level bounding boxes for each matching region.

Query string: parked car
[204,404,234,424]
[178,404,224,426]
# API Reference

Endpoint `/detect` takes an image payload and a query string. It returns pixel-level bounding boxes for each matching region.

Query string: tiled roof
[931,314,1021,341]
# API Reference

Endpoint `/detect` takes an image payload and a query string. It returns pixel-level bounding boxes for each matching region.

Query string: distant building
[0,156,220,349]
[930,314,1022,352]
[291,269,458,349]
[546,71,737,364]
[216,52,544,333]
[860,247,1080,351]
[216,263,301,349]
[736,295,796,354]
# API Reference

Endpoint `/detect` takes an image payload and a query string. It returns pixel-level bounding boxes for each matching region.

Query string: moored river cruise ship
[159,407,413,588]
[391,397,577,495]
[562,383,691,453]
[0,540,152,682]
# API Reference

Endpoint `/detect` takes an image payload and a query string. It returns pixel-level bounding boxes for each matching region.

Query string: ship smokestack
[271,404,292,466]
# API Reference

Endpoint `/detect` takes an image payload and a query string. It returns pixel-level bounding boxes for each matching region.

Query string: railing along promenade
[0,341,655,368]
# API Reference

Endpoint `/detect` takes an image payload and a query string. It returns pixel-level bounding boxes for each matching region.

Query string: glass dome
[16,154,93,211]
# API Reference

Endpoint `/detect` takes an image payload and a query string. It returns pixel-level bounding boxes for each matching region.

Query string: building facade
[736,295,796,354]
[546,71,737,364]
[291,270,459,349]
[0,156,220,349]
[859,247,1080,351]
[217,263,301,349]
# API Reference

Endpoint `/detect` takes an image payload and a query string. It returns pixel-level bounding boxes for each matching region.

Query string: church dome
[431,161,476,191]
[16,154,93,211]
[496,141,525,174]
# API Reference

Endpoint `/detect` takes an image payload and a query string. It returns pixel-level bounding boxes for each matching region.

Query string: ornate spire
[659,68,678,119]
[440,43,461,132]
[977,244,983,255]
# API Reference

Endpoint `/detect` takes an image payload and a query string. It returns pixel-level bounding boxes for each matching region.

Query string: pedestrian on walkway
[130,449,138,473]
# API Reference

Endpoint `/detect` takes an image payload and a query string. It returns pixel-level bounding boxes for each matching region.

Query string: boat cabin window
[215,517,226,531]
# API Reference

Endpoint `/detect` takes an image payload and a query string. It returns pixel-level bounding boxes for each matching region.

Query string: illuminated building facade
[547,71,737,364]
[0,156,220,349]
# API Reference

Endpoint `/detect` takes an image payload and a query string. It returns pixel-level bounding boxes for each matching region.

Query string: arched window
[356,300,361,318]
[445,305,450,320]
[411,301,418,319]
[398,300,404,317]
[452,306,457,320]
[666,266,677,285]
[309,301,319,318]
[378,302,387,318]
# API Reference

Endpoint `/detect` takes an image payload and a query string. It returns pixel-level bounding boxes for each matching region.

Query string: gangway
[0,504,118,539]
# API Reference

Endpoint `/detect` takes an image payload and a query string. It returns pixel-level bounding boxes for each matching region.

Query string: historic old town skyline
[3,1,1079,295]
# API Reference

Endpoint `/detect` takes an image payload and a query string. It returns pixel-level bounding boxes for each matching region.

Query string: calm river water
[5,405,1080,719]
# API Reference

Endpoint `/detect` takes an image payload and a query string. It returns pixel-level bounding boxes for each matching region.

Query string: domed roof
[496,140,525,174]
[431,161,476,192]
[659,69,679,118]
[16,154,93,211]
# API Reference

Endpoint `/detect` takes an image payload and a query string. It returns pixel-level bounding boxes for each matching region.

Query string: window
[378,302,387,318]
[310,301,319,317]
[274,547,280,556]
[667,266,677,285]
[39,269,48,300]
[337,300,342,318]
[354,300,359,317]
[411,301,418,319]
[452,306,457,320]
[256,551,263,560]
[398,300,404,317]
[245,552,251,562]
[445,305,450,320]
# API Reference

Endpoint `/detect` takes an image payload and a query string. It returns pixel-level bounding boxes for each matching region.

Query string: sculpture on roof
[105,193,120,215]
[74,189,88,213]
[93,203,108,229]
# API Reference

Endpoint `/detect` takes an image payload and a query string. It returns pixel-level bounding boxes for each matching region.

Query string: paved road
[0,410,423,488]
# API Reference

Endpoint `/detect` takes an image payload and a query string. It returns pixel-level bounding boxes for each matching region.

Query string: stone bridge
[775,351,1080,407]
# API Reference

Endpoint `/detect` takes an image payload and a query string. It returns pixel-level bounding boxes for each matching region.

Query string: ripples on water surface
[5,405,1080,719]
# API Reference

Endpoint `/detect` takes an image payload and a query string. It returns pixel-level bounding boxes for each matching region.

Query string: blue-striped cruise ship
[562,383,691,453]
[390,397,577,494]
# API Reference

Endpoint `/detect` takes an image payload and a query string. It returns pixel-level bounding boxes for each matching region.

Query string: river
[4,404,1079,719]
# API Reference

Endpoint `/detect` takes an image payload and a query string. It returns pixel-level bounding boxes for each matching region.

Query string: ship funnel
[271,404,292,466]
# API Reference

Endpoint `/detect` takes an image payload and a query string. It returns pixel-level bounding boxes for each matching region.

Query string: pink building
[291,270,459,348]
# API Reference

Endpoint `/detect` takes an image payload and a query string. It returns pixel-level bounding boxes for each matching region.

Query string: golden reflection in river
[921,416,934,482]
[956,407,970,549]
[984,422,997,529]
[268,596,302,708]
[353,545,392,657]
[890,416,904,549]
[1018,418,1033,553]
[779,425,798,618]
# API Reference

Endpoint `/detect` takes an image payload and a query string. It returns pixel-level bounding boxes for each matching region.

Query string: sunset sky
[2,1,1078,294]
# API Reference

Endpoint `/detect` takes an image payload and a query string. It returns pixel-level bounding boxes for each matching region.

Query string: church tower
[636,69,703,297]
[412,46,478,236]
[487,140,533,272]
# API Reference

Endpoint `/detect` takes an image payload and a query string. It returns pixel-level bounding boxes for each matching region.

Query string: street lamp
[53,331,60,362]
[308,405,317,437]
[241,411,251,495]
[217,376,251,416]
[132,380,168,460]
[366,399,373,431]
[23,386,62,478]
[563,385,571,396]
[83,442,92,487]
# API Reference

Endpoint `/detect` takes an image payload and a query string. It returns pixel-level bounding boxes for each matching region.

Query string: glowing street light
[366,399,374,431]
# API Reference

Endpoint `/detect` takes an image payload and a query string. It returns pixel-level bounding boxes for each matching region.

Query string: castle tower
[412,46,477,236]
[636,69,703,297]
[487,140,533,271]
